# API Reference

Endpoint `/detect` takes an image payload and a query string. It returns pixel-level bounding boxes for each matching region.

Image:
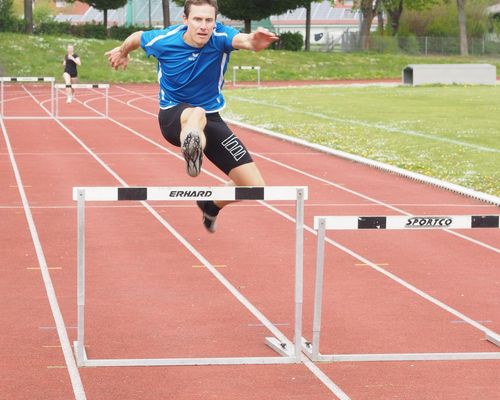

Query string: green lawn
[1,32,499,82]
[1,32,498,196]
[222,85,500,197]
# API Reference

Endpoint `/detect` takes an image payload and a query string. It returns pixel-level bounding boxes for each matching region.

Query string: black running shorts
[158,103,254,175]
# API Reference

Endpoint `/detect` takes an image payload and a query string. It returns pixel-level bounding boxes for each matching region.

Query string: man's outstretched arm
[232,27,279,52]
[105,31,143,70]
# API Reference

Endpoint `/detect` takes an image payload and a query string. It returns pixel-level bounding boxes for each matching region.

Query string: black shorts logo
[221,134,247,161]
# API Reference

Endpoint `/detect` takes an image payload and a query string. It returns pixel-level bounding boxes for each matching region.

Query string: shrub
[273,31,303,51]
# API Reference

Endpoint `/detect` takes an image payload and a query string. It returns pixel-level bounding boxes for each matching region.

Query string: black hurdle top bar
[73,186,307,202]
[314,215,500,230]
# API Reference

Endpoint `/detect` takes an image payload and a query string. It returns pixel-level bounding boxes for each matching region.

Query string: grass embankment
[1,32,499,82]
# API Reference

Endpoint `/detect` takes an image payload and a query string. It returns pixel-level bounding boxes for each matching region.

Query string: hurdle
[72,186,307,367]
[0,77,54,119]
[303,214,500,362]
[54,83,109,119]
[232,66,261,86]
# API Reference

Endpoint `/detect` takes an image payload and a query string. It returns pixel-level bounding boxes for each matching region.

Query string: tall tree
[162,0,171,27]
[457,0,468,55]
[296,1,321,51]
[24,0,33,33]
[81,0,127,35]
[357,0,381,49]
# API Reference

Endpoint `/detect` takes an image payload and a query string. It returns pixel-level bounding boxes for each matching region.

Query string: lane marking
[2,94,86,400]
[193,264,226,268]
[355,263,388,266]
[27,266,62,270]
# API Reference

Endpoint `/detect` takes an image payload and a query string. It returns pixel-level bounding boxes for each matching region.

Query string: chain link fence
[320,32,500,56]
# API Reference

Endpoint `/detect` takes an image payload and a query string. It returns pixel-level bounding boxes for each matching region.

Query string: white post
[311,218,326,360]
[294,188,305,361]
[76,189,86,366]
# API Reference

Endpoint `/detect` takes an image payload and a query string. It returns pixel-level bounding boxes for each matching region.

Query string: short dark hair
[184,0,218,18]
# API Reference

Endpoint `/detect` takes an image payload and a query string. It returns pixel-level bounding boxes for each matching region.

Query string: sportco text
[405,217,453,227]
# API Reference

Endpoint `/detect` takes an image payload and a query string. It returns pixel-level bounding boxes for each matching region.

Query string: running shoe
[181,131,203,177]
[196,201,219,233]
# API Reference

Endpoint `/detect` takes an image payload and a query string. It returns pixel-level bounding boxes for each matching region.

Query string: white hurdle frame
[55,83,109,119]
[303,214,500,362]
[0,77,55,119]
[73,186,307,367]
[232,66,261,86]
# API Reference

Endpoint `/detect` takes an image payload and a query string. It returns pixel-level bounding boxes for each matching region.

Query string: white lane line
[1,118,86,400]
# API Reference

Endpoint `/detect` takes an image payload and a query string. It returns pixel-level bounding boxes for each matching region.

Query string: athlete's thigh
[63,72,71,83]
[204,114,253,176]
[228,162,265,186]
[158,103,191,147]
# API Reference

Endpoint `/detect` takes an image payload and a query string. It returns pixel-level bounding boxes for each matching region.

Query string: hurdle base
[265,337,296,358]
[486,332,500,347]
[73,341,88,367]
[302,349,500,362]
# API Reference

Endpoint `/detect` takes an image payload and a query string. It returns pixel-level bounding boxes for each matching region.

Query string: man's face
[183,4,216,48]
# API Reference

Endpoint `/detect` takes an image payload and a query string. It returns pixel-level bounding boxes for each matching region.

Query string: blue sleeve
[214,22,240,53]
[140,28,170,58]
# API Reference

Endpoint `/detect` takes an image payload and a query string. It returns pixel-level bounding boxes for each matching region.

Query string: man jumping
[105,0,278,232]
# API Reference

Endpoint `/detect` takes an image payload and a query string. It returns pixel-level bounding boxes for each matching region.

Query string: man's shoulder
[214,21,239,36]
[142,24,186,45]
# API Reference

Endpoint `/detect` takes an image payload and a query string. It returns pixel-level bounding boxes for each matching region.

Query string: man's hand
[105,47,130,71]
[249,27,279,52]
[233,27,279,52]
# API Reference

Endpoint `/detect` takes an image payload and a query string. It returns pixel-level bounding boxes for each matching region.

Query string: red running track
[1,82,499,400]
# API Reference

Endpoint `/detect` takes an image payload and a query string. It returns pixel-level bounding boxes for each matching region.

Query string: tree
[24,0,33,33]
[162,0,171,27]
[382,0,440,36]
[457,0,468,55]
[81,0,127,35]
[357,0,381,49]
[295,1,321,51]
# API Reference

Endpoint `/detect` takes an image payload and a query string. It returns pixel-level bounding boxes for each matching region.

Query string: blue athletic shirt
[140,22,239,112]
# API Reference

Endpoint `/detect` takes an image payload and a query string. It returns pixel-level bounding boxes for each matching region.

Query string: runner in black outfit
[62,45,81,103]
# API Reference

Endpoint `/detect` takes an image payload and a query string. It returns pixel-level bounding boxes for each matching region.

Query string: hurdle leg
[311,218,327,360]
[1,80,4,117]
[75,189,86,366]
[293,188,305,361]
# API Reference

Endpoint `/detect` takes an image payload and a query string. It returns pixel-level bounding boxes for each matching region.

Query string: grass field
[1,32,499,82]
[1,32,498,197]
[222,85,500,197]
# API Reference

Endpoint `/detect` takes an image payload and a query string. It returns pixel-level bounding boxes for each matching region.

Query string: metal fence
[319,32,500,56]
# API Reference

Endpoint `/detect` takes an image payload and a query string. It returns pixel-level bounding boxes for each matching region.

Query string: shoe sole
[181,131,202,177]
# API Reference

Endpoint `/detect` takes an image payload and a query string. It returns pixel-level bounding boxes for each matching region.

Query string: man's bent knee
[180,106,206,125]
